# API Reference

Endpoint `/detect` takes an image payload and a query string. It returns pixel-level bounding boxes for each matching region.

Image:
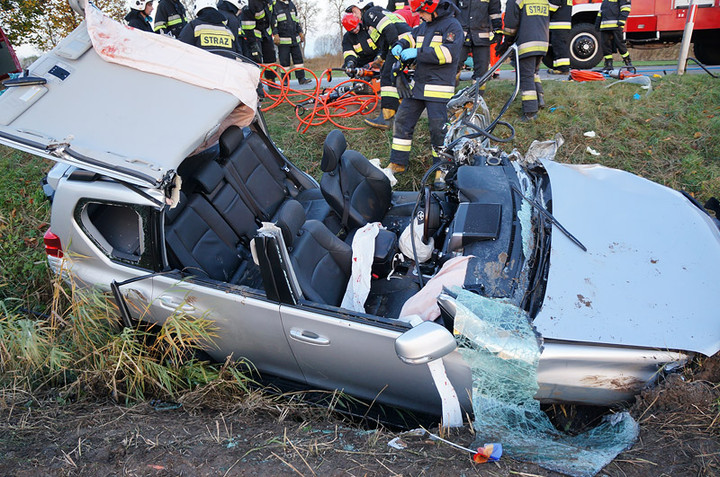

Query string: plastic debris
[605,75,653,96]
[473,443,503,463]
[586,146,600,156]
[370,158,398,186]
[633,93,641,100]
[451,288,639,477]
[583,131,596,138]
[387,427,502,464]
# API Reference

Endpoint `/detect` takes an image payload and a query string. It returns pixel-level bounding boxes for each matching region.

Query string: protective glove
[492,30,503,44]
[400,48,418,61]
[299,32,305,42]
[369,56,384,69]
[464,56,474,69]
[273,34,281,45]
[250,45,262,62]
[391,44,403,58]
[495,36,513,56]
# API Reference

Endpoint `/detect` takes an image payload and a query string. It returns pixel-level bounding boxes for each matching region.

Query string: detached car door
[279,303,472,416]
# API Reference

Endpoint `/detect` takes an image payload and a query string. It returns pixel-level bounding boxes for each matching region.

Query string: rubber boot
[386,162,406,174]
[623,56,633,67]
[365,109,394,130]
[602,58,613,73]
[538,93,546,110]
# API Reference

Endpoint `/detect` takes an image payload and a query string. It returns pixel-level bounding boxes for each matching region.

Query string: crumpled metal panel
[535,160,720,356]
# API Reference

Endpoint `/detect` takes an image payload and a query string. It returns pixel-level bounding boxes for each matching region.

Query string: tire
[569,23,603,69]
[693,31,720,65]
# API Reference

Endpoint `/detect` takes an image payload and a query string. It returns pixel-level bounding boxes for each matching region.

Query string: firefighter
[387,0,463,180]
[274,0,311,84]
[496,0,549,121]
[454,0,502,93]
[217,0,247,58]
[178,0,240,54]
[346,0,413,129]
[596,0,632,71]
[547,0,572,74]
[153,0,188,37]
[243,0,278,82]
[342,14,382,71]
[125,0,155,33]
[240,6,262,61]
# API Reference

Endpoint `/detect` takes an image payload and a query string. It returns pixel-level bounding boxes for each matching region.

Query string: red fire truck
[552,0,720,69]
[0,26,22,80]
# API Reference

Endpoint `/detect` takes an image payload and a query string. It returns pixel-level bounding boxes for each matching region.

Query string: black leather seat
[275,200,352,307]
[320,130,392,230]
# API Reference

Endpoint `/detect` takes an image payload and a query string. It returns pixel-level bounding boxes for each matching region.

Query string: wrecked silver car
[1,4,719,423]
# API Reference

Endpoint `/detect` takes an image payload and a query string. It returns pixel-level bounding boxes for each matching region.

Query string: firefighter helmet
[194,0,217,15]
[343,0,373,13]
[224,0,244,10]
[129,0,153,11]
[410,0,439,14]
[342,13,361,32]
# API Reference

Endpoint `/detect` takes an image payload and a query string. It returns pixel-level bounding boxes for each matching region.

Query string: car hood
[534,160,720,356]
[0,6,259,190]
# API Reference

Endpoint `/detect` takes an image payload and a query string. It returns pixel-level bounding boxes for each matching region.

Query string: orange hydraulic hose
[569,69,606,82]
[259,65,380,133]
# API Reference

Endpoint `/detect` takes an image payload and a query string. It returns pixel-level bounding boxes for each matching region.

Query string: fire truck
[0,26,22,80]
[552,0,720,69]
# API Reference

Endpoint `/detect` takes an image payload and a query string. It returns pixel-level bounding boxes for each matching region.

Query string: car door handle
[289,328,330,346]
[157,295,196,312]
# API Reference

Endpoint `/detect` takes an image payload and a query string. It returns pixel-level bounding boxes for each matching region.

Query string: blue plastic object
[391,44,403,58]
[400,48,418,61]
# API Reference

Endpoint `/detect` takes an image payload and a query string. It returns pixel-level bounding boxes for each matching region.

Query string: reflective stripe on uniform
[517,40,548,56]
[601,20,619,28]
[255,10,266,19]
[423,84,455,99]
[380,86,399,98]
[549,21,571,29]
[434,45,452,64]
[429,35,443,47]
[392,137,412,151]
[620,5,631,11]
[279,37,292,44]
[534,74,541,83]
[277,13,287,21]
[553,58,570,67]
[521,89,538,101]
[399,31,414,47]
[490,13,502,20]
[344,50,356,59]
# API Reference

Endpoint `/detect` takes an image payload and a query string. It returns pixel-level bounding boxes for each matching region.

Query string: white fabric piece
[401,314,462,428]
[341,222,381,312]
[85,3,259,112]
[399,255,472,322]
[398,216,434,263]
[427,358,463,428]
[369,158,398,187]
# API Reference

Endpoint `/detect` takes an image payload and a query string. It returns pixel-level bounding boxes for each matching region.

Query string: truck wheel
[693,31,720,65]
[569,23,603,69]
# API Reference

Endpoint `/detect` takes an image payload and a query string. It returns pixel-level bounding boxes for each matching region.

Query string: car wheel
[569,23,603,70]
[693,31,720,65]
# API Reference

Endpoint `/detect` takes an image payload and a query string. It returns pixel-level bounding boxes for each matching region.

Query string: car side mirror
[395,321,457,365]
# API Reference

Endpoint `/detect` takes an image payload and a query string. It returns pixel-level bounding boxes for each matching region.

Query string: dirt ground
[1,353,718,477]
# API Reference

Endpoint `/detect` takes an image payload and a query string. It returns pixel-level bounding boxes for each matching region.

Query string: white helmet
[343,0,373,13]
[224,0,245,10]
[129,0,152,11]
[194,0,218,15]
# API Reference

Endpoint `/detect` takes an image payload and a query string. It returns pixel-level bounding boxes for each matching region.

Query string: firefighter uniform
[244,0,278,80]
[548,0,572,73]
[387,0,407,10]
[597,0,632,69]
[342,27,382,69]
[178,8,240,54]
[362,6,412,120]
[153,0,188,37]
[499,0,549,118]
[125,9,154,33]
[454,0,502,91]
[389,2,464,168]
[274,0,308,82]
[218,1,247,58]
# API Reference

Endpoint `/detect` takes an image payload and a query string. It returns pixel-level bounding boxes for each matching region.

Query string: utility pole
[676,0,698,75]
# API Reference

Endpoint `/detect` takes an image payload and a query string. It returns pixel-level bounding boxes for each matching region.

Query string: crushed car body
[1,5,719,420]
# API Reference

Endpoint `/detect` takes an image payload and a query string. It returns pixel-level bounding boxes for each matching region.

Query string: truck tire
[569,23,603,69]
[693,31,720,65]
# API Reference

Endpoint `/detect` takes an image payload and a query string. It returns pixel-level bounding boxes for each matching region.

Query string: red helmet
[342,13,361,32]
[410,0,439,13]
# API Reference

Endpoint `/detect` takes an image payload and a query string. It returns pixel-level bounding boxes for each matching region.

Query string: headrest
[165,191,188,223]
[275,200,306,246]
[219,125,245,158]
[194,160,224,194]
[321,129,347,172]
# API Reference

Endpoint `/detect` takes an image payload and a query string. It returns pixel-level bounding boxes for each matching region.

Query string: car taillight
[43,229,63,258]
